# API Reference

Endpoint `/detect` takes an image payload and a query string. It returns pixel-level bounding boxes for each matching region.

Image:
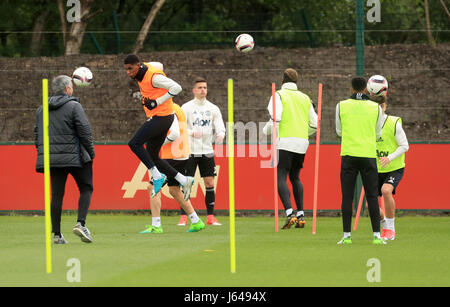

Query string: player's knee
[169,186,179,197]
[381,185,393,196]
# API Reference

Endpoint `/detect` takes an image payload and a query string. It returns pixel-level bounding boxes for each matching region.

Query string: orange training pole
[312,83,323,235]
[272,83,278,232]
[353,187,366,231]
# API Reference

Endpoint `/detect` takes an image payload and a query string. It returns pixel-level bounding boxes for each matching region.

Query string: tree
[30,8,50,56]
[424,0,436,47]
[133,0,166,54]
[65,0,99,55]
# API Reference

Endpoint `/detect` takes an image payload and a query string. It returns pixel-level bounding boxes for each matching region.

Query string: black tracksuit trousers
[340,156,380,233]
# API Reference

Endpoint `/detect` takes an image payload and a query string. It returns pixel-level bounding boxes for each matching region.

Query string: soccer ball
[235,34,254,53]
[367,75,388,97]
[72,67,93,87]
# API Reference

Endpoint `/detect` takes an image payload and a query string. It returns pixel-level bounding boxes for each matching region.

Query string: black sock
[205,187,215,215]
[54,232,61,237]
[77,220,85,227]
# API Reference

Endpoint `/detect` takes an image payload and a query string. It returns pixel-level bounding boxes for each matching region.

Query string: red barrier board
[0,144,449,211]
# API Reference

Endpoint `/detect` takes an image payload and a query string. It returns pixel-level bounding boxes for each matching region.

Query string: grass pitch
[0,214,449,287]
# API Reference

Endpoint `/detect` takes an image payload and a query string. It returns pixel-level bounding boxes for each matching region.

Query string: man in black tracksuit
[35,75,95,244]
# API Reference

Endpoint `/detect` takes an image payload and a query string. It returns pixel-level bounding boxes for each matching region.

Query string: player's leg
[288,153,306,228]
[338,156,358,244]
[360,158,384,244]
[380,168,403,240]
[128,115,174,180]
[70,162,94,243]
[169,186,205,232]
[139,182,164,234]
[50,168,69,244]
[277,150,297,229]
[199,153,220,226]
[178,155,198,225]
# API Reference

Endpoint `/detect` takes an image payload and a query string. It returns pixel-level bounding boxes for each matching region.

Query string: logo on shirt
[376,149,389,158]
[193,118,211,127]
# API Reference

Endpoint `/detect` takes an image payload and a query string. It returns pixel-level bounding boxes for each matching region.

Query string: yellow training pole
[42,79,52,274]
[228,78,236,273]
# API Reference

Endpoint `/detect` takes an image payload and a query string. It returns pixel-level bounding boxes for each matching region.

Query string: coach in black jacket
[34,75,95,244]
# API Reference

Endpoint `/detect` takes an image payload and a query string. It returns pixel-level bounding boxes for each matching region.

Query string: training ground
[1,214,449,287]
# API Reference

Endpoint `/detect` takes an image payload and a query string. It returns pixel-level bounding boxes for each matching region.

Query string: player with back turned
[335,77,385,245]
[263,68,318,230]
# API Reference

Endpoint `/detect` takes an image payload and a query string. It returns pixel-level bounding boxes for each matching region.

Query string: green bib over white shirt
[339,98,379,158]
[277,88,311,140]
[376,115,406,173]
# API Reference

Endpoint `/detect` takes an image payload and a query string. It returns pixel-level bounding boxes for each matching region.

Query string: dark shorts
[186,154,217,177]
[166,159,188,186]
[150,159,188,188]
[378,168,405,196]
[277,150,305,171]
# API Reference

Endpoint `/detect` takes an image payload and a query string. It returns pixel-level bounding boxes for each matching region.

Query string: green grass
[0,214,449,287]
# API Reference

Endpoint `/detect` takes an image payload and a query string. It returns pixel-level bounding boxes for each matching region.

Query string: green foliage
[0,0,449,57]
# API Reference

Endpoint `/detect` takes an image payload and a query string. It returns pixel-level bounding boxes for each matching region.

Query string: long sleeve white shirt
[182,98,226,155]
[263,82,318,154]
[152,74,182,106]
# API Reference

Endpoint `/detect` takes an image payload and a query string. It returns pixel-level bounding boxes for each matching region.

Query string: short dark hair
[282,68,298,84]
[124,54,140,65]
[194,77,207,86]
[351,77,367,92]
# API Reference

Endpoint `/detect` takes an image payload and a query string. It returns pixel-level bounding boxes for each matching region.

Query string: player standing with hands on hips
[124,54,194,201]
[336,77,385,245]
[263,68,318,230]
[178,77,226,226]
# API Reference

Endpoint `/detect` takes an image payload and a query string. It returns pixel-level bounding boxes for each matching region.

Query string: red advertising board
[0,144,449,211]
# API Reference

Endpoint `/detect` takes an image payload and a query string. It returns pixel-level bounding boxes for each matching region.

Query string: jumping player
[124,55,194,201]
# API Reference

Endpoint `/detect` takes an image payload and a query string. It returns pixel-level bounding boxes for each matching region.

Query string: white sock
[374,232,381,239]
[381,218,387,229]
[296,211,304,217]
[175,173,188,186]
[152,217,161,228]
[188,212,200,224]
[286,208,293,217]
[344,232,351,238]
[150,167,162,180]
[386,218,395,231]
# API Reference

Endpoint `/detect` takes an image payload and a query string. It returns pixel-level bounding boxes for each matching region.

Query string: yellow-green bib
[339,98,379,158]
[277,88,311,139]
[377,115,405,172]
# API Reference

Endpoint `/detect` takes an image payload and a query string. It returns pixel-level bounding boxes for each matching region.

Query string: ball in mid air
[72,67,93,87]
[235,34,254,53]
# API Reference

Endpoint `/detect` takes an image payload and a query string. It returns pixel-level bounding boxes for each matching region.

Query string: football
[72,67,93,87]
[367,75,388,96]
[235,33,254,53]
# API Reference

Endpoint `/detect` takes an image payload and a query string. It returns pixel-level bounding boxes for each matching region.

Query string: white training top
[263,82,318,154]
[182,98,226,155]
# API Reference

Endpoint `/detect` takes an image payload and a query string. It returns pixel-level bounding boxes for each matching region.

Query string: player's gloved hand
[143,98,158,111]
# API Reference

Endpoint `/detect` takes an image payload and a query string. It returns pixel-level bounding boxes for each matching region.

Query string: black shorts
[149,159,188,187]
[277,150,305,171]
[165,159,188,186]
[186,154,217,177]
[378,168,405,196]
